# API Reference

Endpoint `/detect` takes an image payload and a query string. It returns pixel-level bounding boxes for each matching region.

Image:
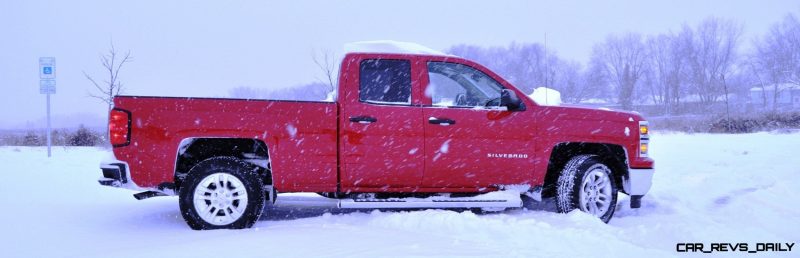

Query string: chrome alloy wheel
[579,166,613,217]
[193,173,249,225]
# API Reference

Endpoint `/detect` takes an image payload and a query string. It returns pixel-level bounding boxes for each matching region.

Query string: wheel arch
[174,138,272,192]
[542,142,627,198]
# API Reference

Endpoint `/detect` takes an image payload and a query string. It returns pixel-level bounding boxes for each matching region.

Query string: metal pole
[544,32,548,104]
[47,93,51,157]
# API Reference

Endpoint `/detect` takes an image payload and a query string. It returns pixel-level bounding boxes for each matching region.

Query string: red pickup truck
[99,49,654,229]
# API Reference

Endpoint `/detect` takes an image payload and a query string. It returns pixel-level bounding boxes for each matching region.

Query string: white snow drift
[528,87,562,106]
[1,132,798,257]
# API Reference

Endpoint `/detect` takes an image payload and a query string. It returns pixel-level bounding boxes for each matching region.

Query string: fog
[0,0,796,129]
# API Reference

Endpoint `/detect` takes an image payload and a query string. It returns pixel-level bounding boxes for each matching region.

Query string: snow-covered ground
[1,133,798,257]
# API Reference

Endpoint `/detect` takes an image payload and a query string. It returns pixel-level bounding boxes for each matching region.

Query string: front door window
[426,62,504,107]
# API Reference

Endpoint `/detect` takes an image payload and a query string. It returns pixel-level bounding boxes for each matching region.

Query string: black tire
[555,155,618,223]
[316,192,349,199]
[179,156,266,230]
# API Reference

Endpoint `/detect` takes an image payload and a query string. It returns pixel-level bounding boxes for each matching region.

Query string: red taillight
[109,109,130,147]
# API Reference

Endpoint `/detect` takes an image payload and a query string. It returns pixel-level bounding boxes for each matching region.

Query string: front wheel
[556,155,618,223]
[179,157,266,230]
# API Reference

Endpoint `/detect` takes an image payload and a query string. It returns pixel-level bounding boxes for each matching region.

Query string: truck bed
[113,96,339,192]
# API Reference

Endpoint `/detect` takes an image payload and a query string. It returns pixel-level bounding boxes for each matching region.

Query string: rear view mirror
[500,89,524,111]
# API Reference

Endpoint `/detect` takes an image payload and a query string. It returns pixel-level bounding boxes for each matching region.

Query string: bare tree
[312,49,338,100]
[752,13,800,110]
[746,57,771,109]
[505,43,552,93]
[85,42,133,112]
[583,58,611,101]
[645,30,691,115]
[589,32,648,110]
[645,35,672,109]
[554,60,587,103]
[684,18,743,107]
[447,42,580,98]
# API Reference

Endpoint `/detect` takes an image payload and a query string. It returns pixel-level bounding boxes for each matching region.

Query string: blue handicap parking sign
[43,67,53,74]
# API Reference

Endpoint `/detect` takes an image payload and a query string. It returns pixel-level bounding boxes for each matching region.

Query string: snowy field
[1,132,798,257]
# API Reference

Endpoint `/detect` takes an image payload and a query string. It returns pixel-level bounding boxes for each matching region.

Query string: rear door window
[359,59,412,105]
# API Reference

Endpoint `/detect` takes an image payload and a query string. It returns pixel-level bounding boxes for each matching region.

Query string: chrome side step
[133,191,167,200]
[337,192,522,209]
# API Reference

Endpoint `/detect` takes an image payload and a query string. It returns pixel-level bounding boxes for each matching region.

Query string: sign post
[39,57,56,157]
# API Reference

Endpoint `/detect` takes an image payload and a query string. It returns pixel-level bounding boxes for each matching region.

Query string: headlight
[639,124,649,135]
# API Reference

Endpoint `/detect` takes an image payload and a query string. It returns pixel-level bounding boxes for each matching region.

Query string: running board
[133,191,168,200]
[337,193,522,209]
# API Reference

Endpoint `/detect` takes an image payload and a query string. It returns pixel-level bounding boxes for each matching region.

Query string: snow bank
[528,87,562,106]
[2,132,800,257]
[343,40,449,56]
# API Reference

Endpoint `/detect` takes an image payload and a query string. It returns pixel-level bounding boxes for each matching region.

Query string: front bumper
[622,167,654,208]
[622,168,654,196]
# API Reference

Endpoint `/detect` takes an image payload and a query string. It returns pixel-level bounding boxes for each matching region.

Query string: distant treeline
[228,82,331,101]
[447,15,800,116]
[232,13,800,118]
[0,125,105,146]
[221,13,800,133]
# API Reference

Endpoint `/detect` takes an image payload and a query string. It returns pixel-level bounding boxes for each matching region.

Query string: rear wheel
[179,157,265,230]
[556,155,618,223]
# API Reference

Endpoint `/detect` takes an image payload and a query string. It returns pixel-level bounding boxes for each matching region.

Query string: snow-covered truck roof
[343,40,452,56]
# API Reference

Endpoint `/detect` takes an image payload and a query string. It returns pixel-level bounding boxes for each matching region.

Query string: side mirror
[500,89,524,111]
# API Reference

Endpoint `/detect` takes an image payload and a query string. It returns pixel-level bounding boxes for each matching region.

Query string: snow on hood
[344,40,450,56]
[528,87,561,106]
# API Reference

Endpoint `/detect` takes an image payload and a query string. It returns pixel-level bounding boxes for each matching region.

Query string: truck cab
[337,52,537,192]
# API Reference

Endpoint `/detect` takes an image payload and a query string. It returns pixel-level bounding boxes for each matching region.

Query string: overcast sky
[1,0,797,129]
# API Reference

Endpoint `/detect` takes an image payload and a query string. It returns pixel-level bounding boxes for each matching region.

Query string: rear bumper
[622,168,654,196]
[98,160,142,191]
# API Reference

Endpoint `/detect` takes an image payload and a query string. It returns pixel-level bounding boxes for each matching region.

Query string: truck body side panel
[531,105,654,182]
[112,96,339,192]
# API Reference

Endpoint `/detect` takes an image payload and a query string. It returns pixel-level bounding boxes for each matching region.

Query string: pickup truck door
[340,57,425,190]
[421,61,536,188]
